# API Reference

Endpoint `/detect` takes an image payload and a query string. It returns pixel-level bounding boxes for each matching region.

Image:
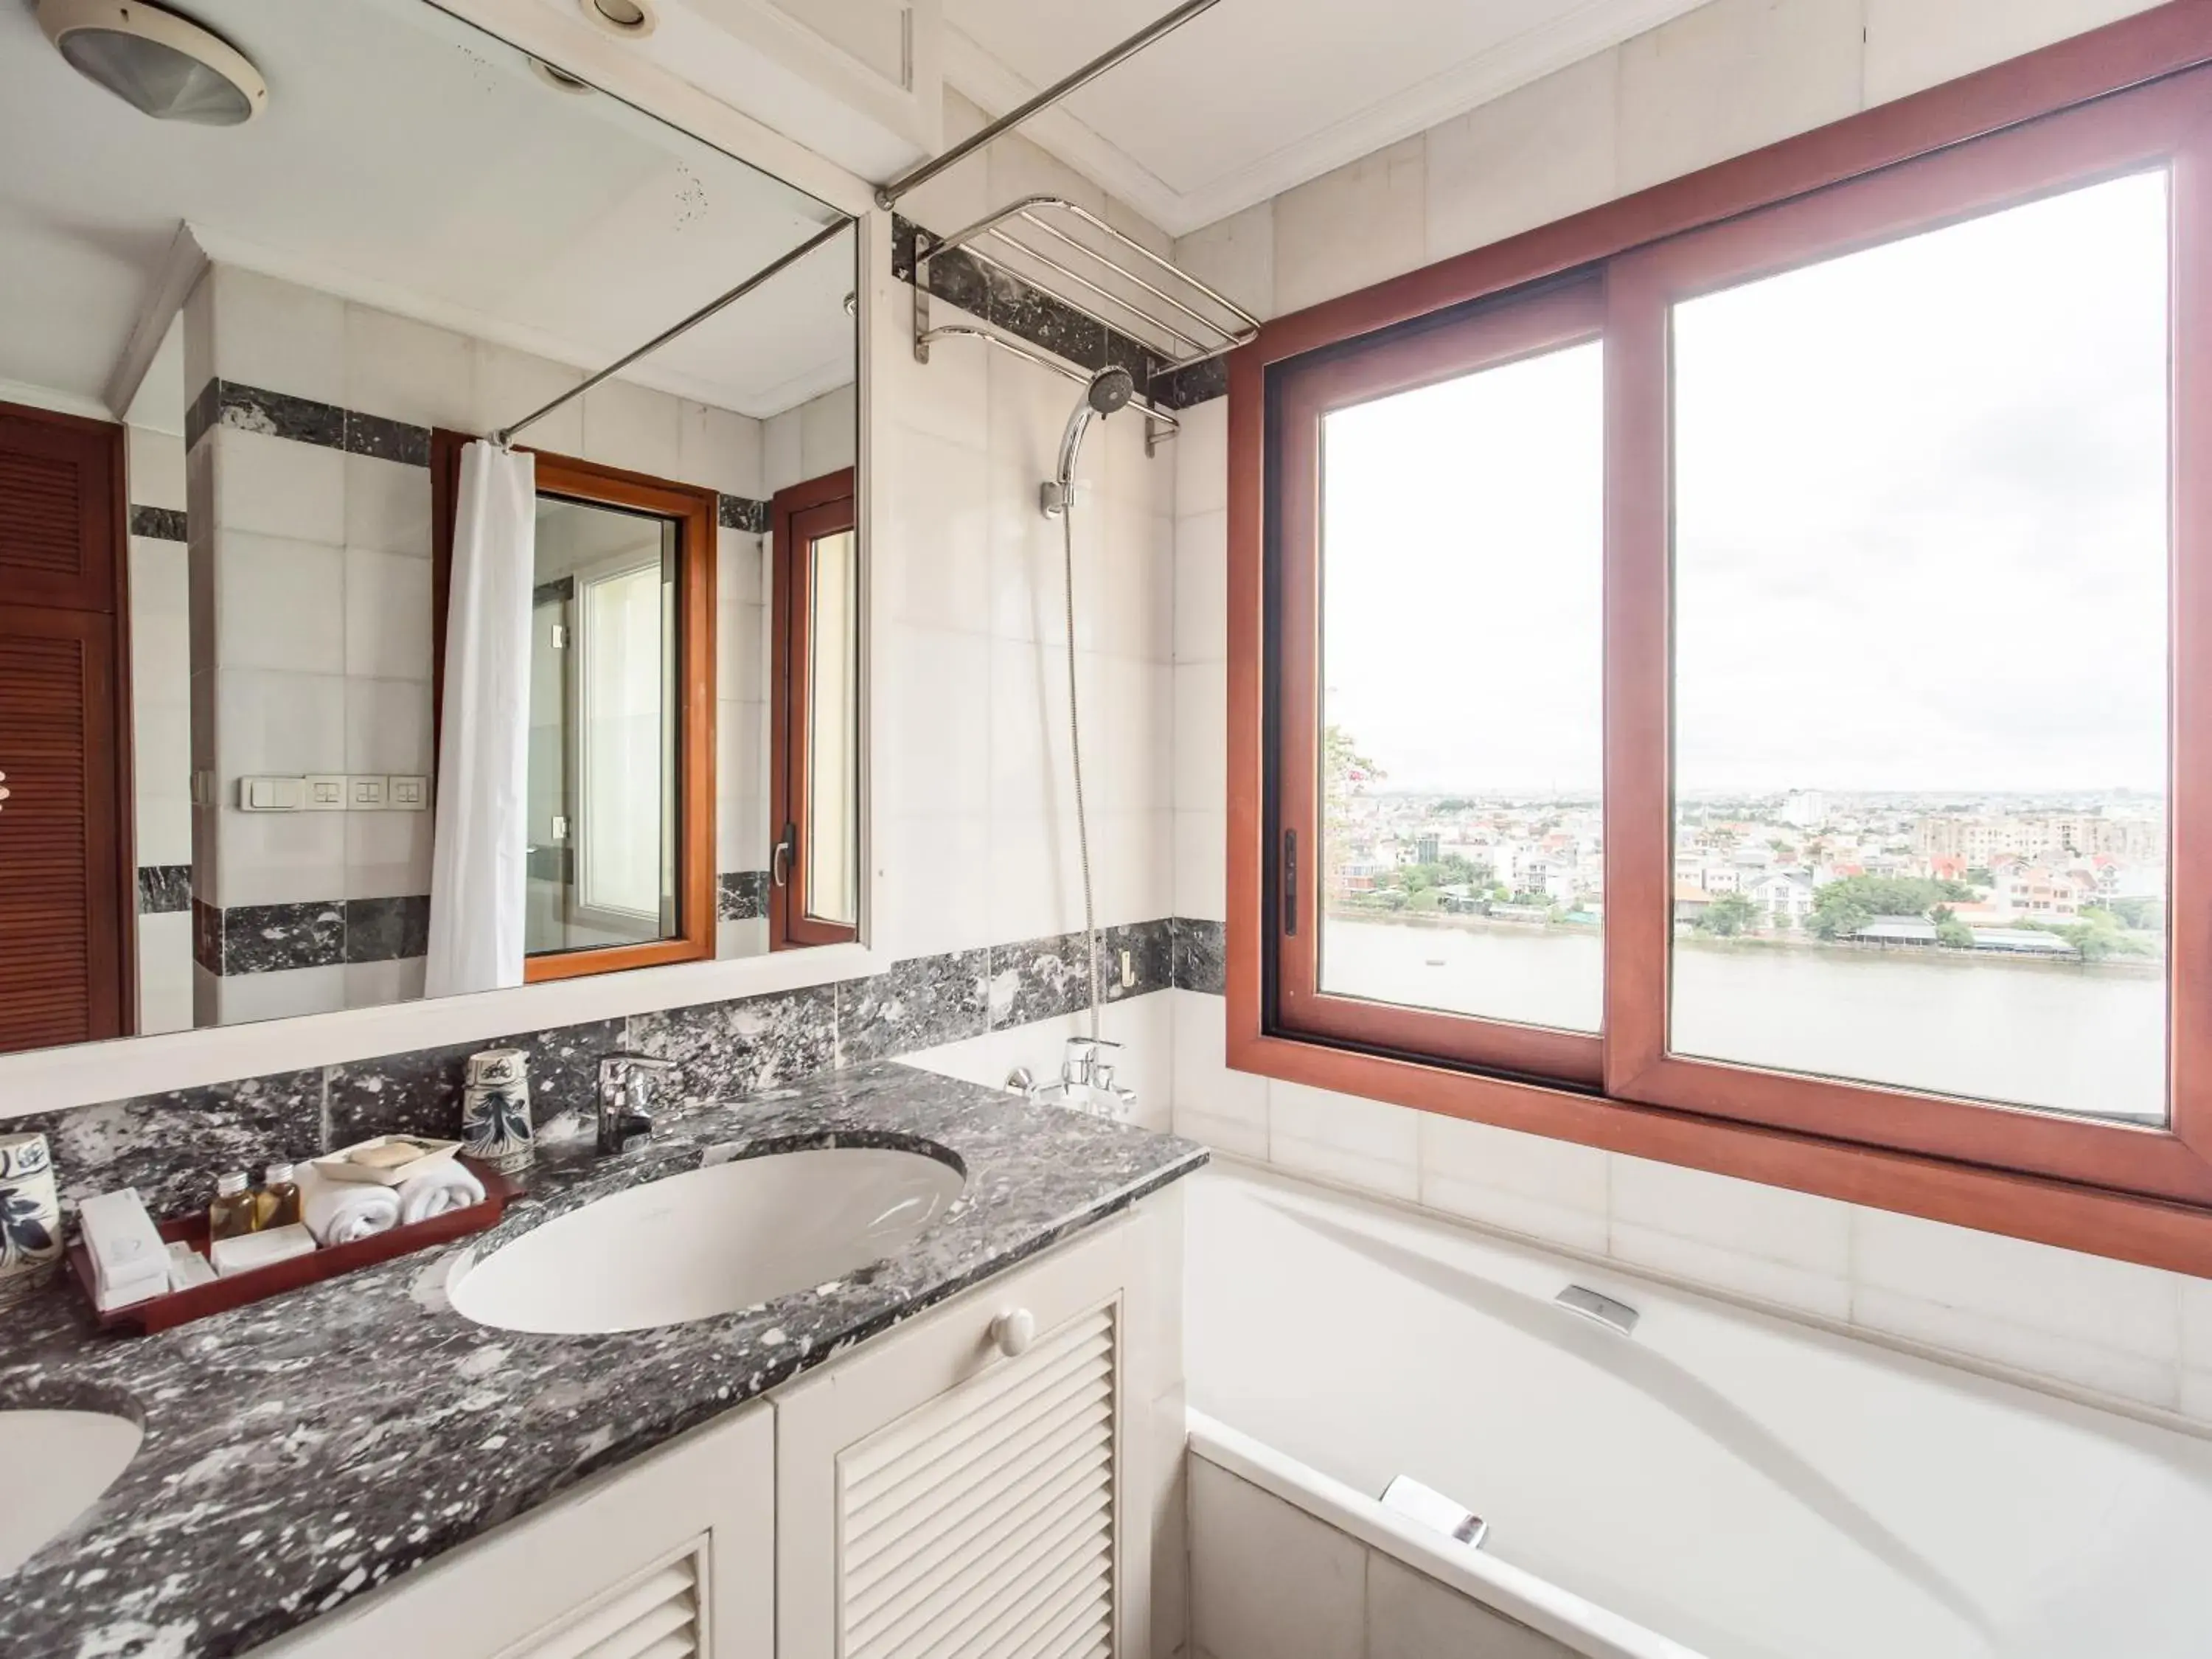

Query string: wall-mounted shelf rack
[912,194,1261,453]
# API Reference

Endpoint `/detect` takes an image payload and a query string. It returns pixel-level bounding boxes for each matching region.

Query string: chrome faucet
[1020,1037,1138,1121]
[596,1053,676,1155]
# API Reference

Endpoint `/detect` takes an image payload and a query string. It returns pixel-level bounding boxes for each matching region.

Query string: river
[1320,917,2165,1122]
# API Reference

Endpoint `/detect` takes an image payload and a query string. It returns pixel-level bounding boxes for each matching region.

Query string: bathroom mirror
[0,0,860,1060]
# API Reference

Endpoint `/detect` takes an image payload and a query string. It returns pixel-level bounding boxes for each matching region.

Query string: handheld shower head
[1046,366,1139,514]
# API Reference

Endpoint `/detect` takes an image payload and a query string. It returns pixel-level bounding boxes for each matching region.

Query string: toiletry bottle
[256,1164,302,1230]
[209,1171,260,1239]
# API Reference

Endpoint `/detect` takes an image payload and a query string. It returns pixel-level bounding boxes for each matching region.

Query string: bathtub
[1183,1161,2212,1659]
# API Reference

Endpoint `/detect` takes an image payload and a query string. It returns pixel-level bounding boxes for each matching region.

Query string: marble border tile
[216,382,344,449]
[630,984,839,1115]
[222,900,346,974]
[344,408,431,467]
[325,1018,627,1147]
[1172,916,1226,995]
[838,948,990,1066]
[344,896,431,964]
[128,505,187,543]
[136,865,191,916]
[718,493,770,534]
[716,870,771,920]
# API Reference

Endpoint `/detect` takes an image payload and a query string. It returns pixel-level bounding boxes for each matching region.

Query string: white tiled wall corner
[1169,991,1265,1161]
[212,962,347,1025]
[1271,136,1428,317]
[125,422,186,510]
[345,305,472,432]
[679,398,764,500]
[580,376,683,479]
[343,453,432,557]
[207,265,344,404]
[1172,204,1276,327]
[1267,1080,1420,1202]
[213,428,344,546]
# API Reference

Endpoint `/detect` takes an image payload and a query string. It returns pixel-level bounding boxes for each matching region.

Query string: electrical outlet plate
[302,774,347,811]
[388,774,428,811]
[240,775,307,813]
[347,775,389,810]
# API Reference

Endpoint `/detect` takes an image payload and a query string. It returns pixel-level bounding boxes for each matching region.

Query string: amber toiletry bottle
[256,1164,303,1230]
[209,1171,260,1240]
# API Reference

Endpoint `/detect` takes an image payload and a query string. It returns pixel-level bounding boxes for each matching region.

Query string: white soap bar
[209,1223,318,1279]
[93,1264,169,1312]
[166,1240,217,1292]
[78,1187,166,1295]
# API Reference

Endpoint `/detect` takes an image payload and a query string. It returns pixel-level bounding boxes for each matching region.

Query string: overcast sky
[1321,168,2171,799]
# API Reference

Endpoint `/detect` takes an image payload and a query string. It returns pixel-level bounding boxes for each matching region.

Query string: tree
[1806,874,1972,940]
[1695,893,1761,936]
[1932,905,1975,949]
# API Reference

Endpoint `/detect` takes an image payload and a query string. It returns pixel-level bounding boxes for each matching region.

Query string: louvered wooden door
[775,1219,1145,1659]
[0,402,130,1052]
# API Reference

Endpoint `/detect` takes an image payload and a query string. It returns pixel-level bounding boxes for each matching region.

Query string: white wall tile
[986,455,1074,647]
[1189,1458,1366,1659]
[878,811,992,959]
[345,305,472,431]
[1174,660,1226,815]
[136,911,193,1037]
[126,424,186,510]
[886,425,991,633]
[344,676,434,776]
[1093,809,1174,929]
[1093,655,1173,813]
[1862,0,2163,107]
[472,344,583,456]
[1173,201,1276,324]
[1611,1155,1851,1318]
[343,453,432,558]
[210,265,344,404]
[762,406,802,498]
[1171,990,1267,1158]
[1368,1550,1573,1659]
[212,810,345,908]
[1852,1206,2180,1403]
[1174,810,1225,922]
[885,625,991,816]
[987,811,1085,944]
[1172,397,1229,522]
[1269,1081,1419,1200]
[211,532,344,674]
[344,957,425,1010]
[343,547,433,681]
[1273,136,1427,315]
[213,428,344,546]
[1096,493,1174,662]
[345,810,434,902]
[799,381,858,480]
[216,963,347,1025]
[1616,0,1866,195]
[990,636,1075,821]
[213,666,343,778]
[1173,507,1228,667]
[1427,49,1621,262]
[580,377,683,479]
[1419,1113,1610,1256]
[678,399,764,498]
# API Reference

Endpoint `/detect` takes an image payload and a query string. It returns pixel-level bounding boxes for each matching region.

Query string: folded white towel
[301,1166,400,1245]
[395,1161,485,1227]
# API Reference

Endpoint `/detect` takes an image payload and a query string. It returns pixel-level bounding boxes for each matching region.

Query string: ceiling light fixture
[579,0,658,39]
[37,0,267,125]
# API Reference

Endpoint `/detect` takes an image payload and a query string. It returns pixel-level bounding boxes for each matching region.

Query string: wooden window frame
[768,467,859,950]
[431,432,717,983]
[1230,0,2212,1275]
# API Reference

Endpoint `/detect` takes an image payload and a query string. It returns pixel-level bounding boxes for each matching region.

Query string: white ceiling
[939,0,1709,237]
[0,0,856,428]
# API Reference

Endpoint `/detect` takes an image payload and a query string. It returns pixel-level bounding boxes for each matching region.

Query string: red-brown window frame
[430,431,718,982]
[1231,0,2212,1274]
[768,467,859,950]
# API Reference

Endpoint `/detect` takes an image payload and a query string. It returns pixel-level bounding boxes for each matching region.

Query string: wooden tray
[66,1157,522,1335]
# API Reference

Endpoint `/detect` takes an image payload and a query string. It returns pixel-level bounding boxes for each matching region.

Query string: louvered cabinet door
[247,1403,773,1659]
[775,1218,1148,1659]
[0,605,123,1050]
[0,403,120,613]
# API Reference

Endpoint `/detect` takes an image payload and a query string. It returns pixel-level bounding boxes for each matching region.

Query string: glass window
[1316,340,1606,1033]
[1669,172,2171,1122]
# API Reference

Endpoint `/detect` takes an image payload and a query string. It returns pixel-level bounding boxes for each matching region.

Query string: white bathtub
[1183,1161,2212,1659]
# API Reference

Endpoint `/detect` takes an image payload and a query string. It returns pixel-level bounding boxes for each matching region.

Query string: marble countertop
[0,1062,1205,1658]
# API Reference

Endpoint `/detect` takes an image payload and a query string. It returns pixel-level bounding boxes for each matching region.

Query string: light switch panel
[348,775,388,810]
[388,774,428,811]
[240,775,307,813]
[302,774,347,811]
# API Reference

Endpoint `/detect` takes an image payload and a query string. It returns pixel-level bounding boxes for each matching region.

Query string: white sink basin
[0,1409,142,1577]
[448,1147,964,1335]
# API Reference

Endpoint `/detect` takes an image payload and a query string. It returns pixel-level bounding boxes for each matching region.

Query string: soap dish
[311,1135,462,1188]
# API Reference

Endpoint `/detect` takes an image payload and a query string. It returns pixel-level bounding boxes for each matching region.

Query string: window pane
[526,497,678,956]
[1671,172,2170,1122]
[805,526,859,928]
[1318,339,1604,1032]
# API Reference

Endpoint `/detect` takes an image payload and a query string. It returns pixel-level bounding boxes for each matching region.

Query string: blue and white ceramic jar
[460,1047,533,1174]
[0,1132,63,1307]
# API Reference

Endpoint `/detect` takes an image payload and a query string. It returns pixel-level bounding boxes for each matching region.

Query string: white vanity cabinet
[252,1400,776,1659]
[248,1190,1186,1659]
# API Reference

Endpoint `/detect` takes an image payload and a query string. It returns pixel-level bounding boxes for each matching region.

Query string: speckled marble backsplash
[18,917,1228,1224]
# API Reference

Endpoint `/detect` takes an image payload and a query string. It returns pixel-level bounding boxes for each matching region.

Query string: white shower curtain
[425,442,536,999]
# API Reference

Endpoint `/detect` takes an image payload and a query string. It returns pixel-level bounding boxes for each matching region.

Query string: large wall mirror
[0,0,862,1062]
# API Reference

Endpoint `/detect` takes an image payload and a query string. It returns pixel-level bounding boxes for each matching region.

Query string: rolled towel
[395,1161,486,1226]
[300,1166,400,1245]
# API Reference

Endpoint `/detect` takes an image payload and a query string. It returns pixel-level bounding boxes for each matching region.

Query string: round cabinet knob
[990,1307,1036,1358]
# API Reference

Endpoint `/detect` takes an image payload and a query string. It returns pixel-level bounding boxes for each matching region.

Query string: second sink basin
[0,1409,142,1578]
[448,1146,964,1335]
